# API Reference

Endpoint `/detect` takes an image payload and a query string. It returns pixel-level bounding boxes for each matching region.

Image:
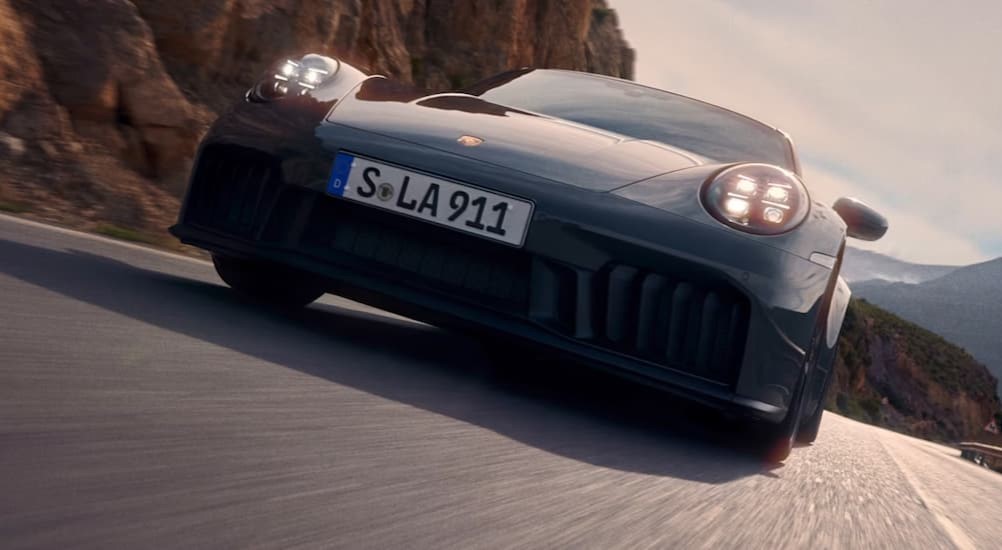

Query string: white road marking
[0,212,210,265]
[880,436,977,550]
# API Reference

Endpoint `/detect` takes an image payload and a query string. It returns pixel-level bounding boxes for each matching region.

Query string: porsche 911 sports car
[171,54,887,460]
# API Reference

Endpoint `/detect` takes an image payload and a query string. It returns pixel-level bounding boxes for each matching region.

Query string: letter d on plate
[327,153,356,197]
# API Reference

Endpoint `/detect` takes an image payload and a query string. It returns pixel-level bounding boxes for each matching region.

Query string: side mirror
[833,197,888,241]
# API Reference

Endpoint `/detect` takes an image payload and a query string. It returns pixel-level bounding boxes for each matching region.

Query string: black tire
[795,398,825,444]
[795,366,835,444]
[212,254,326,308]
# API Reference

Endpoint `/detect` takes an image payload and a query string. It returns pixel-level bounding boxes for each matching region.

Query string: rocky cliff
[830,299,1001,442]
[0,0,633,244]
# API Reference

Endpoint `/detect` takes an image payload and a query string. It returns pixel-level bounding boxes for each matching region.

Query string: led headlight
[248,54,340,102]
[701,163,810,235]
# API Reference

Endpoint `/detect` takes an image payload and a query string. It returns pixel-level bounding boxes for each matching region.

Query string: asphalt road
[1,213,1000,549]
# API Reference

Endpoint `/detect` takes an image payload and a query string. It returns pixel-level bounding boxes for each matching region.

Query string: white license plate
[326,153,533,246]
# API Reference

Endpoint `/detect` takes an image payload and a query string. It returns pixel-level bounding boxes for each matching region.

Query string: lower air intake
[184,145,282,239]
[531,261,749,385]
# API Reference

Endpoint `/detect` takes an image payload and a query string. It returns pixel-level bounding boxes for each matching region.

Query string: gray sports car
[171,54,887,461]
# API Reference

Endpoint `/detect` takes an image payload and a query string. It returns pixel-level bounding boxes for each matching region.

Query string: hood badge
[457,135,484,147]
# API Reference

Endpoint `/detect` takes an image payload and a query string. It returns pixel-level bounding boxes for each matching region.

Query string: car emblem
[377,183,394,201]
[457,135,484,147]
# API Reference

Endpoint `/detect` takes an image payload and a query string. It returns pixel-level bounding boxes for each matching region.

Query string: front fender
[827,277,852,349]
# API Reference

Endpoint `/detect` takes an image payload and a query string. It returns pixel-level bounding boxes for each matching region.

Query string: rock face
[0,0,75,163]
[0,0,633,242]
[0,0,215,236]
[830,299,1001,442]
[132,0,633,110]
[15,1,205,182]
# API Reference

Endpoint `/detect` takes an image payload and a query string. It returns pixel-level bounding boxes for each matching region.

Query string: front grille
[301,198,531,312]
[184,145,282,239]
[530,261,749,385]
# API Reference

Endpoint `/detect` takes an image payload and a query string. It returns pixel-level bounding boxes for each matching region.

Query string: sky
[613,0,1002,265]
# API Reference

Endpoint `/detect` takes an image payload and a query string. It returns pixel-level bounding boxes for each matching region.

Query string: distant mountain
[841,247,958,284]
[831,300,1000,441]
[853,257,1002,391]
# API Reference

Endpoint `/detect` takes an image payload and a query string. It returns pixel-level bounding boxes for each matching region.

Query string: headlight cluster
[248,54,340,102]
[701,163,810,235]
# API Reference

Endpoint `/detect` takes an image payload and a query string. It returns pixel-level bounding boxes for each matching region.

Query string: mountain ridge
[854,258,1002,393]
[841,246,959,284]
[830,299,1000,442]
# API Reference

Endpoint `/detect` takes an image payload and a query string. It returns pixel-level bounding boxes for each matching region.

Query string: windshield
[469,70,798,172]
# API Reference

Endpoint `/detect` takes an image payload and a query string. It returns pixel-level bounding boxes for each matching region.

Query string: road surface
[1,214,1000,549]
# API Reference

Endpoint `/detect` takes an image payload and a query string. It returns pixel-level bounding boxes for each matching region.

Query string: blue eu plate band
[327,152,355,197]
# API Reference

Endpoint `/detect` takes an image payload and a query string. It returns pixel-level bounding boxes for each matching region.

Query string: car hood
[325,80,702,192]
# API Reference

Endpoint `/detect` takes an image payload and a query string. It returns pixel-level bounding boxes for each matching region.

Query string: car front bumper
[171,137,837,424]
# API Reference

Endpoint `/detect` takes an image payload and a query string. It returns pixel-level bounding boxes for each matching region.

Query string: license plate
[326,153,533,247]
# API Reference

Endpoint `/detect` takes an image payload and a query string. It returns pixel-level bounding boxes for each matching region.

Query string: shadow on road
[0,237,781,483]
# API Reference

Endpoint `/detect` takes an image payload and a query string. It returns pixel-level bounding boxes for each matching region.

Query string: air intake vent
[184,145,283,239]
[530,260,749,385]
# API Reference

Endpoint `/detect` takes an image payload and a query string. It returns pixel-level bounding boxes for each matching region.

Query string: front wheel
[794,399,825,445]
[795,367,835,444]
[212,254,326,308]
